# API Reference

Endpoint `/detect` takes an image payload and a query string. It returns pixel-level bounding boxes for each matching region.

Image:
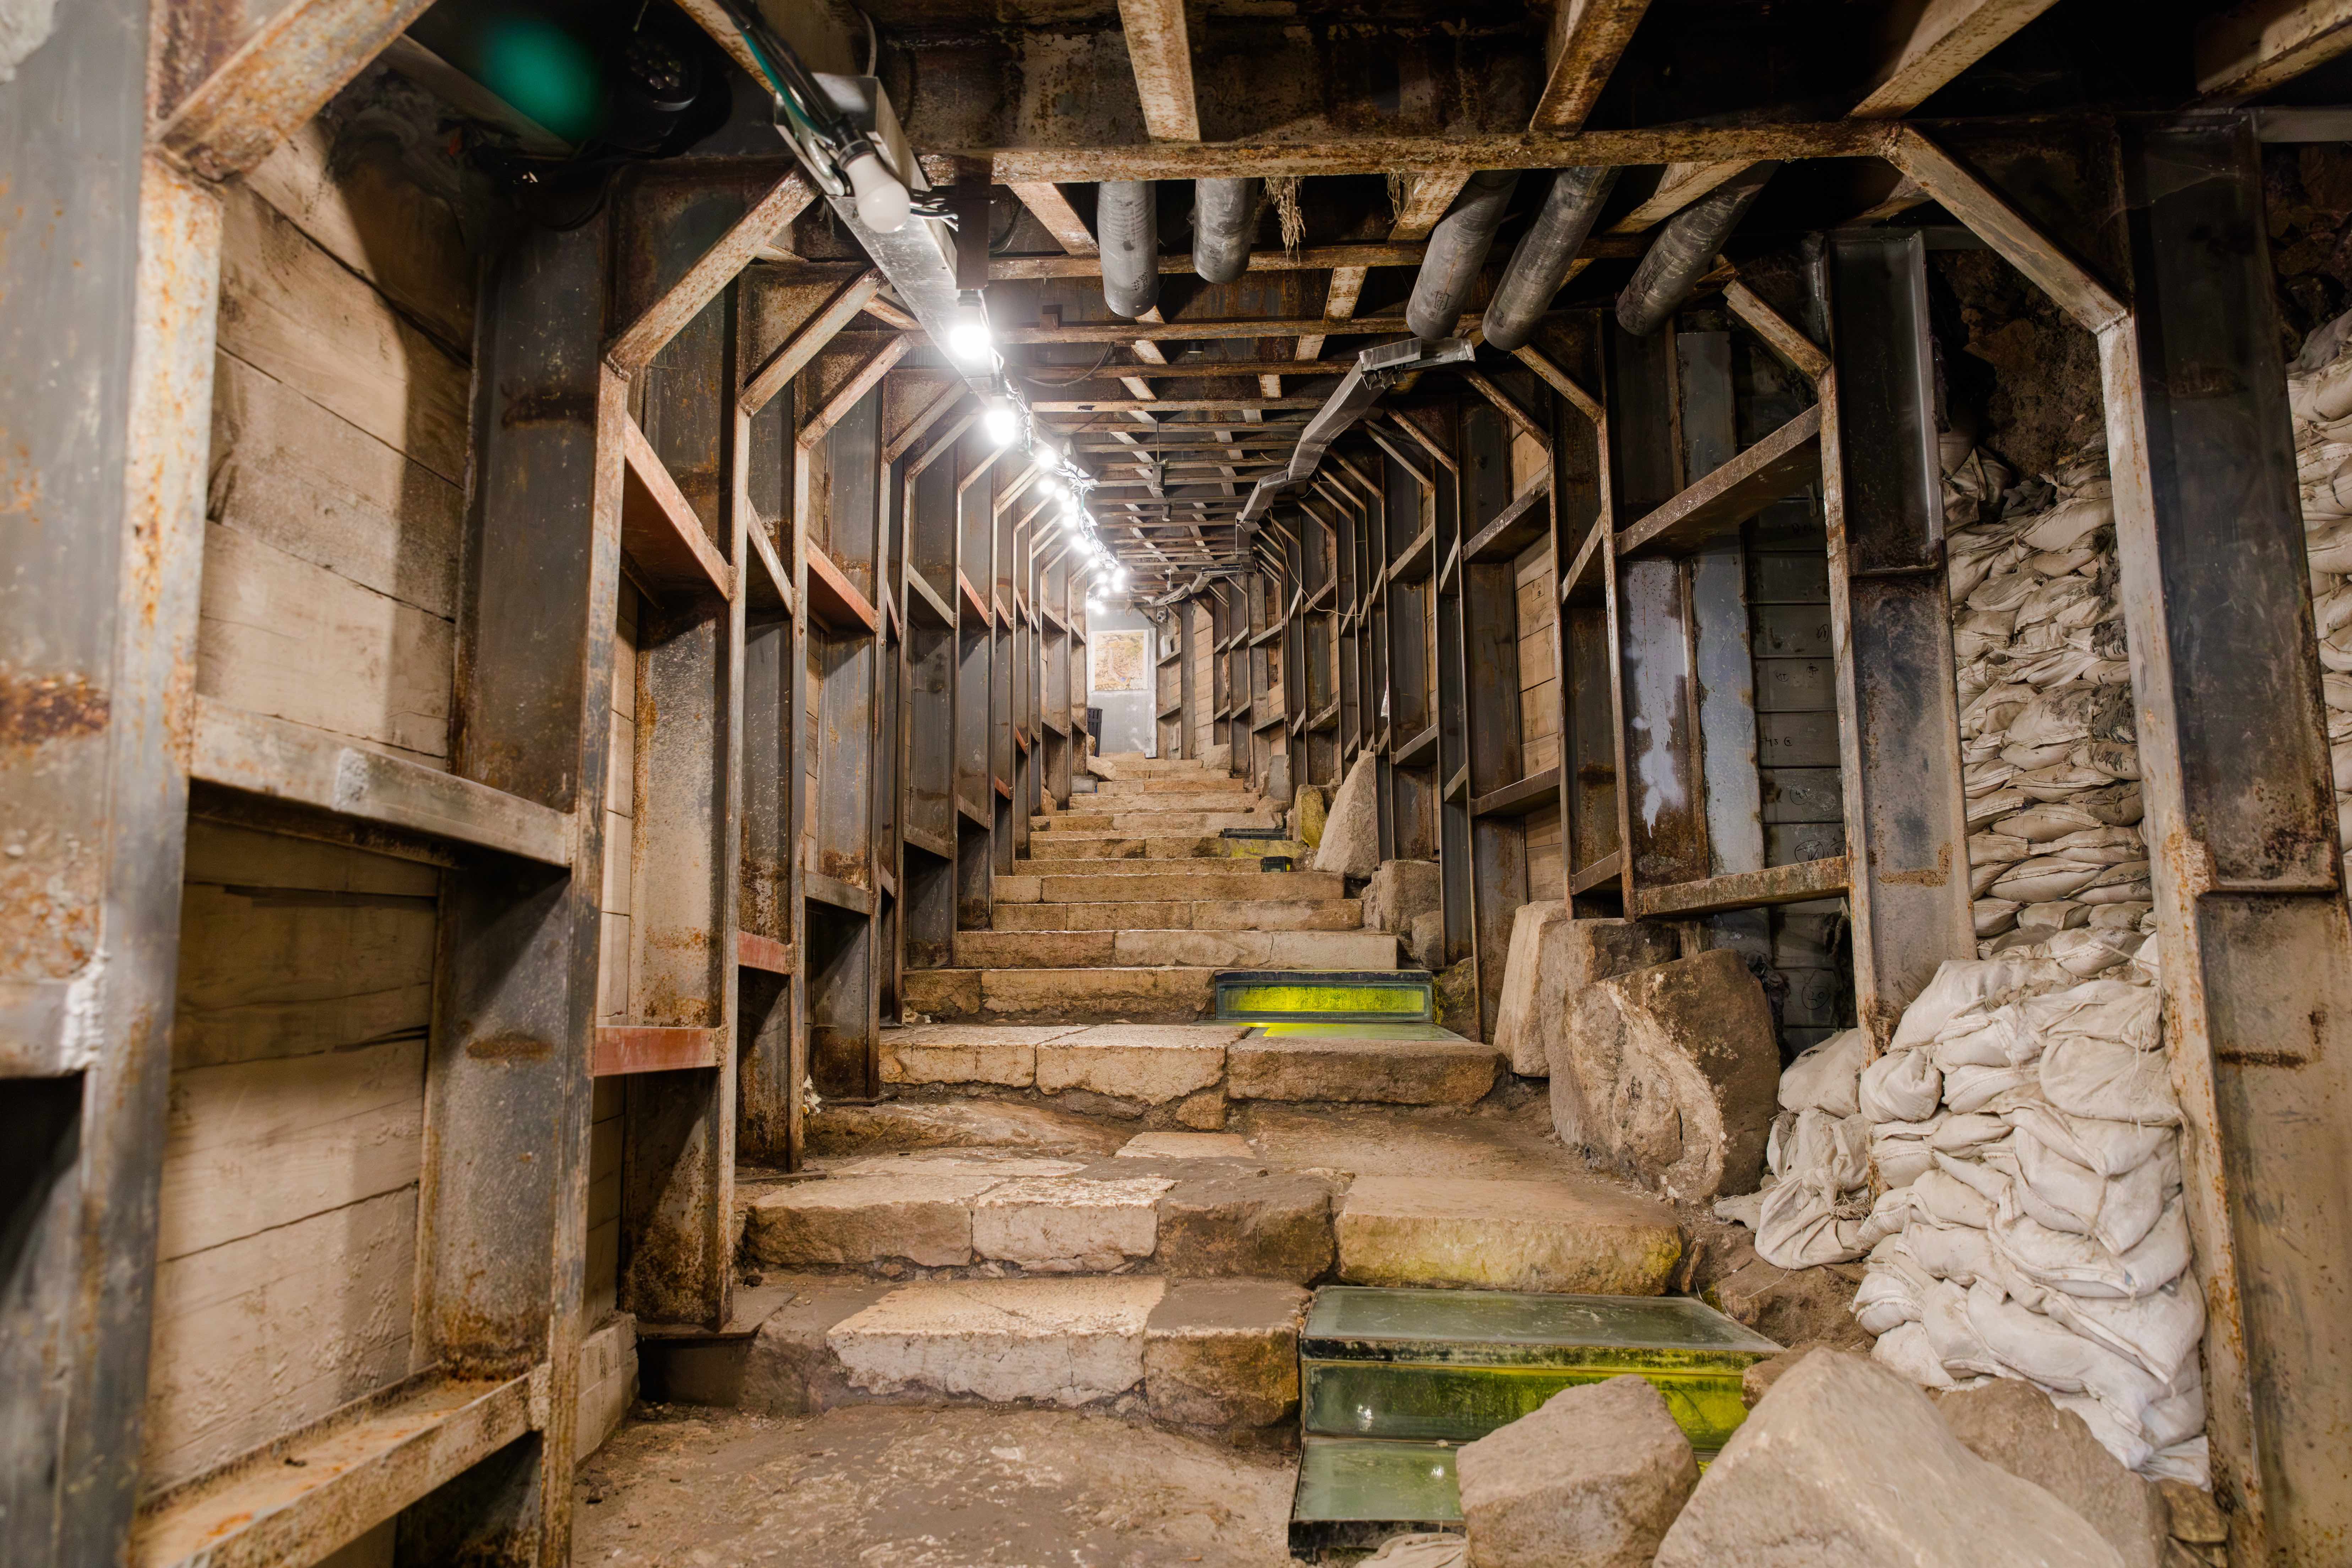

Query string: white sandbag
[2018,900,2091,932]
[2139,1366,2209,1450]
[2027,976,2162,1051]
[2090,1144,2181,1256]
[1711,1189,1764,1228]
[1874,1320,1970,1389]
[1989,1194,2191,1300]
[2309,517,2352,575]
[1933,1003,2041,1070]
[1892,956,2066,1050]
[1967,788,2030,829]
[2078,877,2154,906]
[1908,1218,2000,1285]
[1859,1046,1945,1122]
[2142,1436,2210,1489]
[2004,1100,2173,1178]
[1944,1063,2039,1113]
[1990,858,2108,904]
[2317,579,2352,634]
[2042,1033,2180,1124]
[1967,566,2044,614]
[1929,1112,2012,1155]
[1755,1175,1870,1269]
[1778,1028,1868,1116]
[1965,1281,2169,1419]
[1969,830,2033,867]
[2042,1277,2205,1384]
[1915,1166,1996,1229]
[2042,926,2144,976]
[1975,898,2021,937]
[2288,345,2352,423]
[1872,1130,1939,1188]
[1924,1279,2008,1378]
[2050,1391,2157,1475]
[1853,1267,1923,1335]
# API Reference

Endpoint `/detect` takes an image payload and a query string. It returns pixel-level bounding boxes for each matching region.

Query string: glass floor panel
[1248,1021,1467,1041]
[1291,1437,1462,1524]
[1303,1286,1782,1362]
[1302,1360,1754,1450]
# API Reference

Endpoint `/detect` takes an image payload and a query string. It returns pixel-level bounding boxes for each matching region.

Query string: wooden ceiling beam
[1527,0,1657,132]
[1117,0,1202,142]
[2195,0,2352,101]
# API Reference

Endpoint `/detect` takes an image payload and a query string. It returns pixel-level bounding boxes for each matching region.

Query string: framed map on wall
[1092,630,1149,693]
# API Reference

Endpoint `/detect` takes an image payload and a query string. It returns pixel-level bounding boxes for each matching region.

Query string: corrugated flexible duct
[1481,165,1619,351]
[1406,170,1521,342]
[1193,178,1257,283]
[1100,180,1159,319]
[1616,162,1780,336]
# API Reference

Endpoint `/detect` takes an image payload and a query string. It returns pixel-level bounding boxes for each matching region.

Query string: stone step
[952,928,1399,971]
[1035,798,1273,824]
[1296,1285,1777,1451]
[738,1143,1336,1282]
[1093,776,1258,795]
[1008,870,1347,904]
[1088,754,1225,777]
[1025,834,1308,861]
[642,1274,1308,1439]
[990,898,1363,933]
[1333,1174,1685,1296]
[907,965,1223,1022]
[1226,1033,1498,1105]
[1032,812,1282,836]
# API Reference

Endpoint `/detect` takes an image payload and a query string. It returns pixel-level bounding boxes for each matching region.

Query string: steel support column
[1821,233,1975,1042]
[2101,115,2352,1565]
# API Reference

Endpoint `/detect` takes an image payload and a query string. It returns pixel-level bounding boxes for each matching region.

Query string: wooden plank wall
[148,78,479,1496]
[1508,427,1566,901]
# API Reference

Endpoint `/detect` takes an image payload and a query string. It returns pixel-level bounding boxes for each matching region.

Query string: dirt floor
[572,1404,1302,1567]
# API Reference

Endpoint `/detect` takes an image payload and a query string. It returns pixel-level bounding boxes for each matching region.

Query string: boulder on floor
[1364,859,1442,934]
[1457,1375,1698,1568]
[1935,1378,2169,1568]
[1498,912,1677,1078]
[1314,753,1381,877]
[1554,947,1779,1203]
[1653,1350,2128,1568]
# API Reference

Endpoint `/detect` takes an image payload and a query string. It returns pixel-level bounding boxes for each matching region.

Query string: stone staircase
[905,753,1397,1023]
[633,755,1777,1554]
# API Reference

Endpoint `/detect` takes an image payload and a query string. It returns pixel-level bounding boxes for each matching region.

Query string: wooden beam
[1884,128,2125,334]
[158,0,436,180]
[1010,183,1100,255]
[1723,278,1830,382]
[1851,0,2065,117]
[621,417,737,600]
[1461,367,1548,445]
[2196,0,2352,99]
[1510,344,1604,424]
[862,293,920,330]
[1608,161,1752,233]
[975,123,1896,185]
[608,171,816,374]
[989,241,1493,279]
[1018,358,1357,380]
[1117,0,1201,141]
[1618,405,1822,557]
[740,268,884,414]
[1001,313,1405,345]
[1528,0,1656,131]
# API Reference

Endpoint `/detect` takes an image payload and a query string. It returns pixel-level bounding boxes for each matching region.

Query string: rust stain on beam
[158,0,437,179]
[1529,0,1657,132]
[740,268,884,415]
[1884,128,2126,333]
[1631,855,1849,917]
[608,171,816,375]
[1723,276,1829,382]
[592,1026,728,1076]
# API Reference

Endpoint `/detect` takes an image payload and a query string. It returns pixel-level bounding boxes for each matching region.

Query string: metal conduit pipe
[1480,165,1619,352]
[1098,180,1160,319]
[1615,161,1780,336]
[1405,170,1520,343]
[1192,178,1258,284]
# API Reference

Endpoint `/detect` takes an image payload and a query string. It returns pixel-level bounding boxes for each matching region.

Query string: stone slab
[802,1099,1127,1158]
[879,1023,1082,1087]
[738,1279,897,1415]
[1315,753,1381,877]
[992,901,1196,932]
[955,929,1120,968]
[903,968,983,1018]
[1145,1279,1310,1430]
[1227,1038,1500,1105]
[1336,1176,1684,1295]
[1500,914,1677,1078]
[971,1175,1174,1272]
[1119,1132,1255,1159]
[1190,898,1365,931]
[1038,872,1345,903]
[988,967,1220,1023]
[827,1276,1167,1406]
[1363,859,1443,935]
[1034,1023,1241,1101]
[1155,1170,1336,1283]
[740,1172,1000,1269]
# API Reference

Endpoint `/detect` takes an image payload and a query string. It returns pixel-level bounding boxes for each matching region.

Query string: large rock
[1364,859,1442,935]
[1295,785,1329,849]
[1434,956,1481,1038]
[1708,1245,1871,1350]
[1935,1379,2168,1568]
[827,1276,1165,1407]
[1314,753,1381,877]
[1408,909,1446,971]
[1456,1375,1698,1568]
[1498,913,1677,1078]
[1554,947,1779,1203]
[1652,1350,2128,1568]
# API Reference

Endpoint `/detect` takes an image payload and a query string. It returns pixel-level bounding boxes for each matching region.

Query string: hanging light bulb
[983,401,1017,445]
[1039,475,1061,498]
[947,291,994,365]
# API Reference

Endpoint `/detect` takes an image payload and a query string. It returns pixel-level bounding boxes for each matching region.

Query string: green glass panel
[1303,1286,1782,1363]
[1250,1021,1465,1041]
[1217,982,1432,1021]
[1302,1361,1754,1450]
[1291,1438,1462,1524]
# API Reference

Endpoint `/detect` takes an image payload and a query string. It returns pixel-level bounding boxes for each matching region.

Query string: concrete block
[1336,1176,1683,1295]
[1457,1376,1697,1568]
[1226,1038,1499,1105]
[739,1172,998,1268]
[574,1314,637,1463]
[1145,1279,1309,1429]
[1556,947,1781,1204]
[1363,859,1443,934]
[1499,915,1677,1078]
[1033,1023,1239,1100]
[827,1277,1166,1406]
[971,1175,1173,1272]
[1155,1170,1336,1282]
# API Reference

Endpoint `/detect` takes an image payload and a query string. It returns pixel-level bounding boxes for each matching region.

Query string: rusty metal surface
[159,0,437,180]
[2,0,219,1542]
[2097,116,2352,1566]
[1820,234,1973,1045]
[610,170,815,376]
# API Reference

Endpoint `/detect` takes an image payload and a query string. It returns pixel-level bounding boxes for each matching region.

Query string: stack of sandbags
[1712,1030,1877,1270]
[1944,441,2155,953]
[2285,310,2352,854]
[1847,934,2209,1488]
